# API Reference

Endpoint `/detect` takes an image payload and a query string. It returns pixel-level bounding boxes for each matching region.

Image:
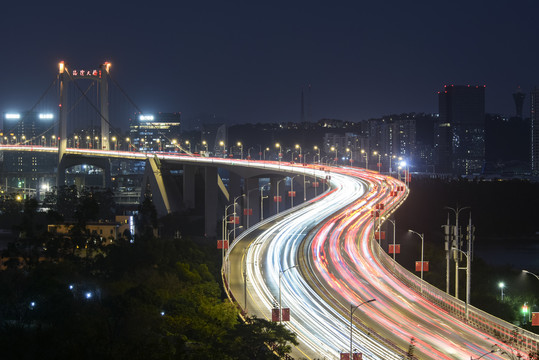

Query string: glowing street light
[313,145,321,164]
[350,299,376,360]
[219,140,226,157]
[237,141,243,159]
[408,229,425,293]
[499,282,505,301]
[185,140,191,153]
[275,143,282,165]
[295,144,302,164]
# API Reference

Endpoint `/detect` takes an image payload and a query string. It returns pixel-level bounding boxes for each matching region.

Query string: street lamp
[263,147,270,161]
[408,229,425,293]
[295,144,302,165]
[275,143,282,165]
[260,184,270,220]
[202,140,208,154]
[237,141,243,159]
[126,137,130,151]
[499,282,505,301]
[276,178,284,214]
[382,217,396,261]
[346,148,353,166]
[219,140,226,157]
[279,264,298,323]
[233,194,245,240]
[350,299,376,360]
[247,147,254,160]
[185,140,191,153]
[445,206,470,299]
[290,175,299,208]
[313,145,321,164]
[523,270,539,281]
[361,149,368,170]
[330,146,337,165]
[373,151,381,173]
[111,136,117,150]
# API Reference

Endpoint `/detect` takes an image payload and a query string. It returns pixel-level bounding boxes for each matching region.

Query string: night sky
[2,1,538,130]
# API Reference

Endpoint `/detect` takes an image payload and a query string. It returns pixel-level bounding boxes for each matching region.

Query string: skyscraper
[436,85,486,175]
[531,87,539,174]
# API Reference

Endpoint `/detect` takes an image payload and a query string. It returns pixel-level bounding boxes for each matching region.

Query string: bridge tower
[57,61,112,188]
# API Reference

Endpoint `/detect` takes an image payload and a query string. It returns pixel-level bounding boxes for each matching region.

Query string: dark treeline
[0,188,297,360]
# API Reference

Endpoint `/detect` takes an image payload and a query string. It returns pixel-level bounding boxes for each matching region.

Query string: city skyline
[2,2,539,129]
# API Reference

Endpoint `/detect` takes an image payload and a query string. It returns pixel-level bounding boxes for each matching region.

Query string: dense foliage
[0,188,297,360]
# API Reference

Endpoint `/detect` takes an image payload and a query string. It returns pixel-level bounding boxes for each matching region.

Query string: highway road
[227,164,521,360]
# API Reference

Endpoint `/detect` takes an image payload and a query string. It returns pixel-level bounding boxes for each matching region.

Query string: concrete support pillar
[205,167,218,238]
[183,164,196,209]
[244,177,260,228]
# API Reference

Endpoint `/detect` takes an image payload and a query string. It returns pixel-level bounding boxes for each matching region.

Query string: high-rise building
[513,87,526,119]
[436,85,486,175]
[531,87,539,174]
[129,112,181,152]
[1,111,57,196]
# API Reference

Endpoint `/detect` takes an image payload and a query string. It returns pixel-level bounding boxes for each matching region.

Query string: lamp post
[295,144,302,165]
[237,141,243,159]
[233,194,245,240]
[408,229,425,294]
[276,179,284,214]
[276,143,282,165]
[260,184,269,220]
[219,140,226,157]
[523,270,539,281]
[290,175,299,208]
[452,245,471,320]
[383,217,396,261]
[111,136,117,150]
[499,282,505,301]
[202,140,208,154]
[445,206,470,299]
[314,145,321,164]
[126,137,130,151]
[263,147,270,161]
[361,149,368,170]
[374,151,381,173]
[346,148,353,166]
[247,147,254,160]
[350,299,376,360]
[279,264,298,323]
[330,146,337,165]
[185,140,191,153]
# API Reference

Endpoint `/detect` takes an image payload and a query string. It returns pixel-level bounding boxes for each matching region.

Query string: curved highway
[227,164,523,360]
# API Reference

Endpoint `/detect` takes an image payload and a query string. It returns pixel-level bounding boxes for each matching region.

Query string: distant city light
[30,302,36,308]
[69,284,74,290]
[85,292,93,299]
[160,311,165,316]
[139,115,154,121]
[5,113,20,119]
[39,113,54,119]
[400,161,407,167]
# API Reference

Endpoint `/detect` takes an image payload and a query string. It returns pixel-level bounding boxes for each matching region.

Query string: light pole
[247,147,254,160]
[361,149,368,170]
[276,143,282,165]
[445,206,470,299]
[452,245,471,320]
[330,146,337,165]
[314,145,321,164]
[290,175,299,208]
[263,147,270,161]
[233,194,245,240]
[383,217,396,261]
[111,136,117,150]
[279,264,298,323]
[219,140,226,158]
[260,184,269,220]
[276,179,284,214]
[408,229,425,294]
[523,270,539,281]
[346,148,353,166]
[295,144,302,165]
[350,299,376,360]
[185,140,191,153]
[202,140,208,154]
[499,282,505,301]
[126,137,130,151]
[374,151,381,173]
[237,141,243,159]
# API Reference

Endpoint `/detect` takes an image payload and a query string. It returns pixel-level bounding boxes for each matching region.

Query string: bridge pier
[183,164,196,209]
[204,166,218,238]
